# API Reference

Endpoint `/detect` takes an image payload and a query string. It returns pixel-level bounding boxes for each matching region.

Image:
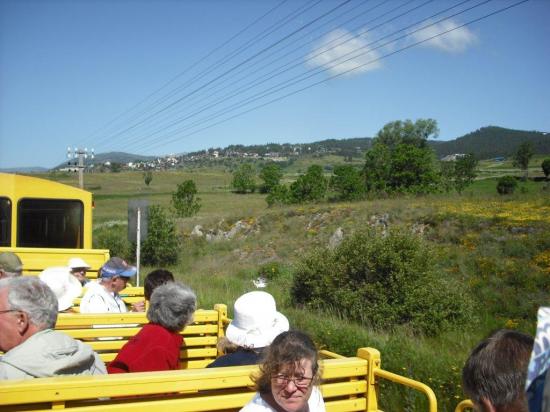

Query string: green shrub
[291,227,474,335]
[266,184,291,207]
[93,224,130,259]
[496,176,517,195]
[140,205,179,265]
[290,165,327,203]
[172,179,201,217]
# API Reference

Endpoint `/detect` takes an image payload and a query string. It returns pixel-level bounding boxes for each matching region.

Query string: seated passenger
[130,269,176,313]
[80,257,136,313]
[240,330,325,412]
[107,281,196,373]
[67,257,91,286]
[39,267,82,312]
[207,291,289,368]
[462,329,533,412]
[145,269,175,301]
[0,252,23,279]
[526,307,550,412]
[0,276,106,379]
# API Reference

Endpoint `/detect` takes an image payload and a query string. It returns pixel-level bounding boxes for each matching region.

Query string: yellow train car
[0,172,109,274]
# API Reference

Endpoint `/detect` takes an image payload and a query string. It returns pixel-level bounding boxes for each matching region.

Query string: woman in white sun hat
[39,267,83,312]
[67,257,91,286]
[207,291,289,368]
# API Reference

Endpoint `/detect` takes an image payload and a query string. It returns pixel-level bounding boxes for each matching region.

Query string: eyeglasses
[273,374,313,389]
[0,309,18,315]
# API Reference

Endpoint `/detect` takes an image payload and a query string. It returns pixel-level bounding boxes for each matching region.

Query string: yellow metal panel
[320,381,367,398]
[320,358,368,379]
[325,398,370,412]
[5,248,109,275]
[57,313,148,326]
[180,348,218,358]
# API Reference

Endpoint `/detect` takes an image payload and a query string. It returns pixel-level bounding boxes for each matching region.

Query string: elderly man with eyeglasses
[0,276,106,380]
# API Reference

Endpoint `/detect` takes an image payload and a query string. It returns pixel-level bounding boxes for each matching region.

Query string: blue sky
[1,0,549,169]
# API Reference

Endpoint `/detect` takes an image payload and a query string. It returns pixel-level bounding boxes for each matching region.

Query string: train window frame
[0,197,11,247]
[16,198,84,248]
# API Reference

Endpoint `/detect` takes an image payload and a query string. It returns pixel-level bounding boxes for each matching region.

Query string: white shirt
[240,387,325,412]
[79,281,127,313]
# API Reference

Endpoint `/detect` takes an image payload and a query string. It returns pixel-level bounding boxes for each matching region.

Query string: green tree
[542,158,550,179]
[143,170,153,186]
[172,180,201,217]
[513,142,534,180]
[364,119,440,194]
[141,205,179,265]
[452,154,478,194]
[330,164,365,201]
[259,163,283,193]
[290,165,327,203]
[232,163,256,193]
[110,162,122,173]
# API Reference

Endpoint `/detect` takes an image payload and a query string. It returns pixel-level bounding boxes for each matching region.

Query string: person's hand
[131,300,146,312]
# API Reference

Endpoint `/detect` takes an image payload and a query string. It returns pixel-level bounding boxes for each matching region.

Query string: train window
[17,199,83,248]
[0,197,11,246]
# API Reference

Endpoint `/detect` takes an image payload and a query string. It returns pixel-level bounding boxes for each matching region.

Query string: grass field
[44,164,550,411]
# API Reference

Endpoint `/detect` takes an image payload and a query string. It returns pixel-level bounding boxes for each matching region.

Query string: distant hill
[44,126,550,171]
[430,126,550,159]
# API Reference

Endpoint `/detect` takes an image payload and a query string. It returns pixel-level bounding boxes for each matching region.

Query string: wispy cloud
[306,29,383,77]
[410,19,477,53]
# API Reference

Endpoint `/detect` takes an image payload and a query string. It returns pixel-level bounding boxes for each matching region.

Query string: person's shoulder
[308,386,326,411]
[207,349,263,368]
[240,393,273,412]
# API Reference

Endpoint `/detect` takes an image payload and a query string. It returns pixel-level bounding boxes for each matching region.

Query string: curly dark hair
[253,330,320,394]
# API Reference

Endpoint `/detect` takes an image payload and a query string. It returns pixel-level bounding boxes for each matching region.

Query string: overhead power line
[134,0,528,154]
[126,0,489,151]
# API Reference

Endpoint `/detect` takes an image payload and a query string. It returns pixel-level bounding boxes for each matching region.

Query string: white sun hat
[67,257,91,270]
[39,267,83,311]
[226,291,289,349]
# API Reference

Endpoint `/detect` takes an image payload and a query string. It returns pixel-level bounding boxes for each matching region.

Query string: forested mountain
[430,126,550,159]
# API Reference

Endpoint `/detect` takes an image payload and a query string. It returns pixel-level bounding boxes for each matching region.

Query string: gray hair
[462,329,533,411]
[0,277,58,329]
[147,282,196,332]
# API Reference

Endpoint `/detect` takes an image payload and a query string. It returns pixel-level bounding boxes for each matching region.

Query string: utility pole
[67,147,94,189]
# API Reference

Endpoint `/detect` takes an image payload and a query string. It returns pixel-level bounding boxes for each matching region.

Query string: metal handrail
[455,399,474,412]
[375,368,438,412]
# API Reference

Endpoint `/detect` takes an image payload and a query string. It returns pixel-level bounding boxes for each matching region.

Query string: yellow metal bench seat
[0,348,438,412]
[54,305,228,369]
[0,356,369,412]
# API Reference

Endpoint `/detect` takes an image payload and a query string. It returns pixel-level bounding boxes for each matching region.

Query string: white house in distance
[441,154,466,162]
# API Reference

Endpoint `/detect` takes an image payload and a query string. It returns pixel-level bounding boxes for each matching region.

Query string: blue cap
[100,257,136,278]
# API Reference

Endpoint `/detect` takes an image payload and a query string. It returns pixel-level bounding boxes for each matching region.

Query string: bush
[172,179,201,217]
[232,163,256,193]
[140,205,179,265]
[291,227,474,335]
[93,224,130,259]
[290,165,327,203]
[330,164,365,201]
[497,176,517,195]
[266,184,291,207]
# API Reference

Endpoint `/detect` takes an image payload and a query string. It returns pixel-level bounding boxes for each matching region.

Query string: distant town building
[441,154,466,162]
